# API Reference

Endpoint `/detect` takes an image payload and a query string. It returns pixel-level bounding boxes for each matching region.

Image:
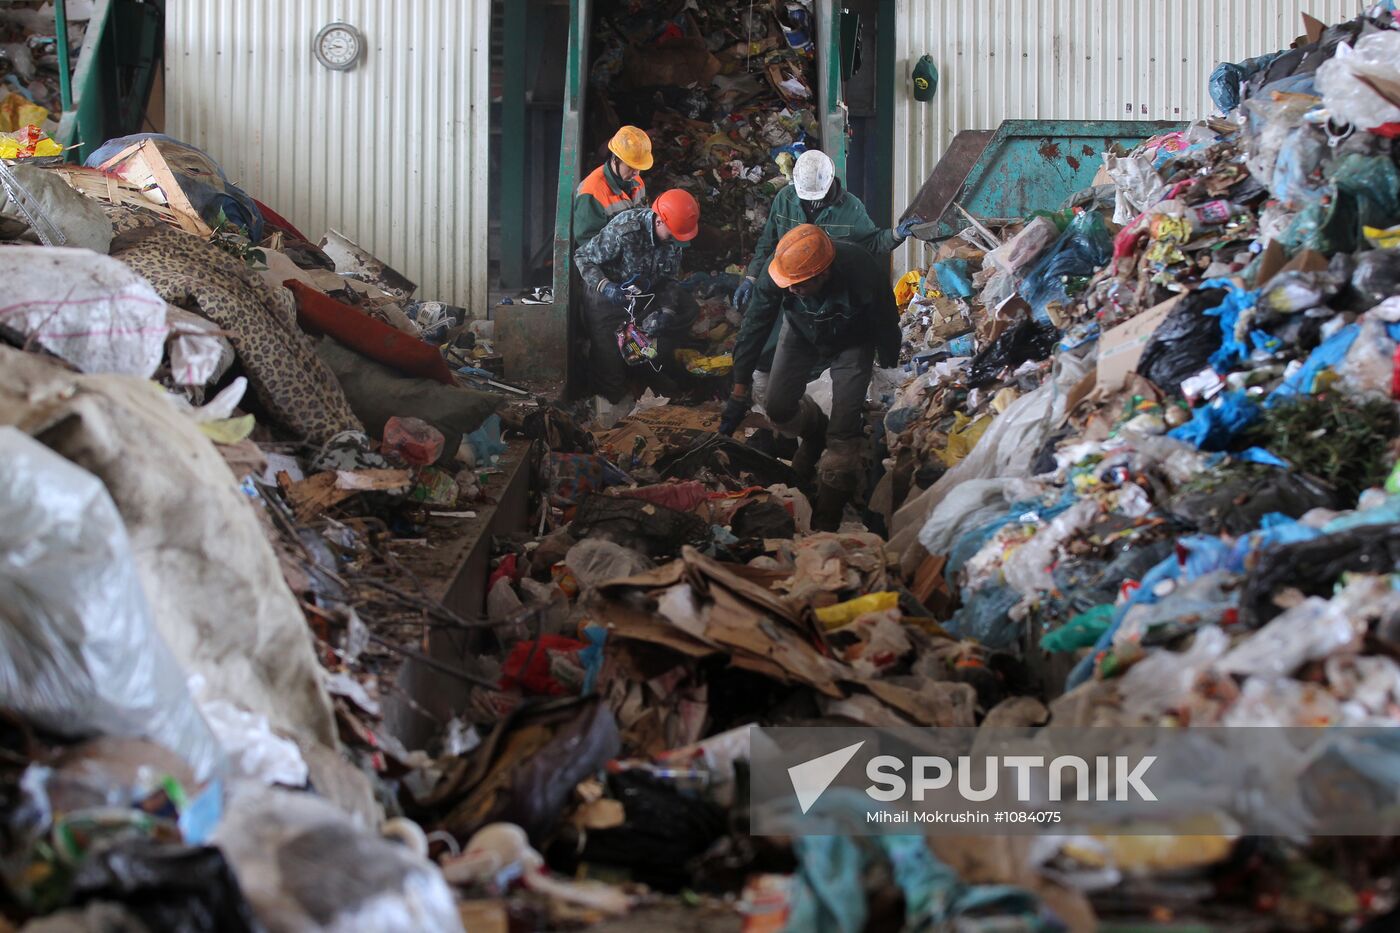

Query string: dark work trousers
[764,318,875,446]
[583,283,698,403]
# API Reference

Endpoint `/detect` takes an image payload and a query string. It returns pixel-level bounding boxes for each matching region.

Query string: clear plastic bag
[0,428,222,781]
[1316,32,1400,131]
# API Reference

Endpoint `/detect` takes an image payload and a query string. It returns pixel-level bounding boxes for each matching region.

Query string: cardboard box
[1094,295,1181,396]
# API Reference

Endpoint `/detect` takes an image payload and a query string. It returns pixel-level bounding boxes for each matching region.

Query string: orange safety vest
[578,163,646,219]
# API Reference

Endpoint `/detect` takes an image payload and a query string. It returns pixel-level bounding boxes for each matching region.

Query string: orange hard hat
[653,189,700,242]
[768,224,835,287]
[608,125,654,171]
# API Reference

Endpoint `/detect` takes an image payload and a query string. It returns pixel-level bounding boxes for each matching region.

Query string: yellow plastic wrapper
[674,349,733,376]
[197,415,256,446]
[1364,224,1400,249]
[990,387,1020,413]
[815,591,900,629]
[0,94,48,134]
[0,130,62,159]
[894,269,925,309]
[938,412,993,468]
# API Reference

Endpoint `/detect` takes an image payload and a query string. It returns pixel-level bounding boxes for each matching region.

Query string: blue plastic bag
[465,414,507,465]
[932,259,975,299]
[1209,51,1284,113]
[1167,392,1260,451]
[1019,211,1112,322]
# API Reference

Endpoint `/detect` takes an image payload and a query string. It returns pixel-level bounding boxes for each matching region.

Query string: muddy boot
[810,439,862,532]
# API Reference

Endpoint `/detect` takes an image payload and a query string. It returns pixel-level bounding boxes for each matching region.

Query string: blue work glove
[719,387,752,437]
[895,215,925,242]
[732,276,756,309]
[600,280,628,305]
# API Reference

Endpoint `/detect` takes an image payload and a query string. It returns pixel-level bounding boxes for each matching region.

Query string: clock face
[315,23,362,70]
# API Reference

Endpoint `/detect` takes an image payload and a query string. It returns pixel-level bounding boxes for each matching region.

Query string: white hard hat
[792,149,835,201]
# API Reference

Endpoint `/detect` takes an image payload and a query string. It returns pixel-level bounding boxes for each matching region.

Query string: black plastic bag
[968,319,1059,388]
[1240,523,1400,628]
[1352,248,1400,309]
[1167,471,1342,536]
[1135,288,1228,394]
[69,839,259,933]
[429,697,623,844]
[570,770,727,892]
[659,435,798,488]
[731,500,797,539]
[570,493,711,559]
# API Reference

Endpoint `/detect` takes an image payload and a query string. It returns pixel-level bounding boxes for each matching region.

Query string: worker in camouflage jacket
[573,190,702,405]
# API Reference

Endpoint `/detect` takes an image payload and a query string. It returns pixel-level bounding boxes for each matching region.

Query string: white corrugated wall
[891,0,1361,272]
[166,0,490,311]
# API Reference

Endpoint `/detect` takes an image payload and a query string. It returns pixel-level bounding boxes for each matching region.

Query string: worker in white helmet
[732,148,922,410]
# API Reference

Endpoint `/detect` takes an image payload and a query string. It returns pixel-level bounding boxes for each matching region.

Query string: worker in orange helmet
[574,188,702,407]
[573,125,653,248]
[721,224,900,530]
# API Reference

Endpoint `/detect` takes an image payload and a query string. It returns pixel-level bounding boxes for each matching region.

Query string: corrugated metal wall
[891,0,1360,271]
[166,1,491,311]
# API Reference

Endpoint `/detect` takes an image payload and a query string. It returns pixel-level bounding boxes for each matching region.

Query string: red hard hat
[653,189,700,242]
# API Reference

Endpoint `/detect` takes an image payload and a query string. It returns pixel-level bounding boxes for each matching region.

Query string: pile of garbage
[0,1,88,136]
[0,125,540,931]
[591,0,819,275]
[6,5,1400,931]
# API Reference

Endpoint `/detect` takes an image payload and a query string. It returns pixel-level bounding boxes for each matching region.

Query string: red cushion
[285,280,455,385]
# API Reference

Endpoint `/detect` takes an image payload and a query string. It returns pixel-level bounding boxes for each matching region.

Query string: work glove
[732,276,756,309]
[894,215,925,242]
[719,386,752,437]
[600,274,641,306]
[600,280,628,305]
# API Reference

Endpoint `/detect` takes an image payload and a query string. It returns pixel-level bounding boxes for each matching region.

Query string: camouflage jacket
[574,207,686,295]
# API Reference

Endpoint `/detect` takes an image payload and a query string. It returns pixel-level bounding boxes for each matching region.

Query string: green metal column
[821,2,845,178]
[54,0,74,112]
[874,0,896,226]
[500,0,527,288]
[495,0,582,384]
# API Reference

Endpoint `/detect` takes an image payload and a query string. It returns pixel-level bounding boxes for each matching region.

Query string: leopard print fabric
[105,207,363,444]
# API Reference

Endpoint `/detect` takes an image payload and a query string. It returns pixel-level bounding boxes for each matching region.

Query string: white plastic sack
[0,427,222,781]
[214,784,463,933]
[805,368,834,416]
[1317,32,1400,131]
[1104,151,1166,225]
[0,246,168,376]
[896,346,1095,564]
[166,305,235,387]
[192,676,309,787]
[1001,498,1100,598]
[565,538,654,591]
[1118,626,1230,721]
[1218,596,1364,678]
